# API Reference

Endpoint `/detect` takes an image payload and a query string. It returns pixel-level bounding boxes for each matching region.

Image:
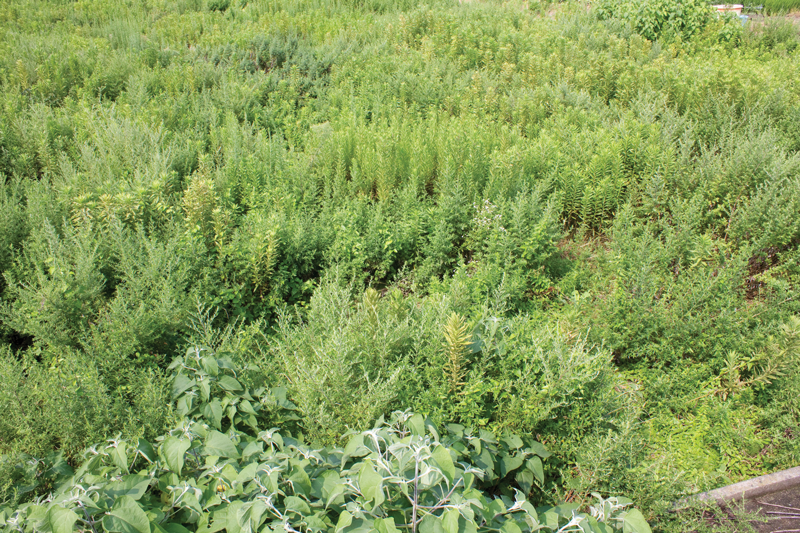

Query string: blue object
[740,14,749,25]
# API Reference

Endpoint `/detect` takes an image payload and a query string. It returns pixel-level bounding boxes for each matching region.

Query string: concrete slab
[743,482,800,533]
[688,467,800,533]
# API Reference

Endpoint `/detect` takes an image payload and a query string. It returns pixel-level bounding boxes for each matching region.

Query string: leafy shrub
[1,0,800,522]
[2,221,107,349]
[0,347,173,463]
[0,349,653,533]
[583,203,776,369]
[596,0,713,41]
[762,0,800,13]
[207,0,230,12]
[269,280,410,442]
[0,412,651,533]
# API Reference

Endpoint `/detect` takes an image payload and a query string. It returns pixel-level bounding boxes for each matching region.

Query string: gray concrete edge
[675,466,800,510]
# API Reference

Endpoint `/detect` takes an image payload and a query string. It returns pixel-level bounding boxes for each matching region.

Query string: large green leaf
[110,444,129,473]
[172,374,196,399]
[374,517,400,533]
[105,475,151,500]
[311,469,342,501]
[622,509,652,533]
[137,439,157,463]
[526,456,544,485]
[500,520,522,533]
[200,357,219,377]
[499,453,523,477]
[407,414,426,435]
[357,460,384,507]
[283,496,311,516]
[225,501,244,533]
[441,509,460,533]
[432,445,455,484]
[161,437,191,475]
[203,399,223,430]
[515,470,533,495]
[45,506,78,533]
[334,510,352,533]
[502,435,523,450]
[419,515,444,533]
[217,376,242,391]
[162,523,193,533]
[237,500,267,533]
[288,459,312,496]
[342,435,369,462]
[101,496,150,533]
[204,431,240,458]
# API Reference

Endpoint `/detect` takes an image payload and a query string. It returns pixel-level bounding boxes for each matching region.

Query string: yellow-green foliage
[443,312,470,393]
[0,0,799,527]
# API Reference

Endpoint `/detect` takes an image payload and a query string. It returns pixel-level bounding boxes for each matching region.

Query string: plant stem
[412,457,419,533]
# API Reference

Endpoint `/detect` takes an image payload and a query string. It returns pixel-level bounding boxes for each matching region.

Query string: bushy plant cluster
[1,348,651,533]
[595,0,714,41]
[762,0,800,13]
[0,0,799,530]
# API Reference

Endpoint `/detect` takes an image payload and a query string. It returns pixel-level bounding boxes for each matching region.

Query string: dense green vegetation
[762,0,800,14]
[1,0,799,530]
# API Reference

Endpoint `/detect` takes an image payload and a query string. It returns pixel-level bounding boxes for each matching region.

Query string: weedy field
[1,0,799,531]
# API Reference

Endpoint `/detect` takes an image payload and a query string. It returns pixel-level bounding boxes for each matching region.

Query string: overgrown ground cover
[1,0,799,530]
